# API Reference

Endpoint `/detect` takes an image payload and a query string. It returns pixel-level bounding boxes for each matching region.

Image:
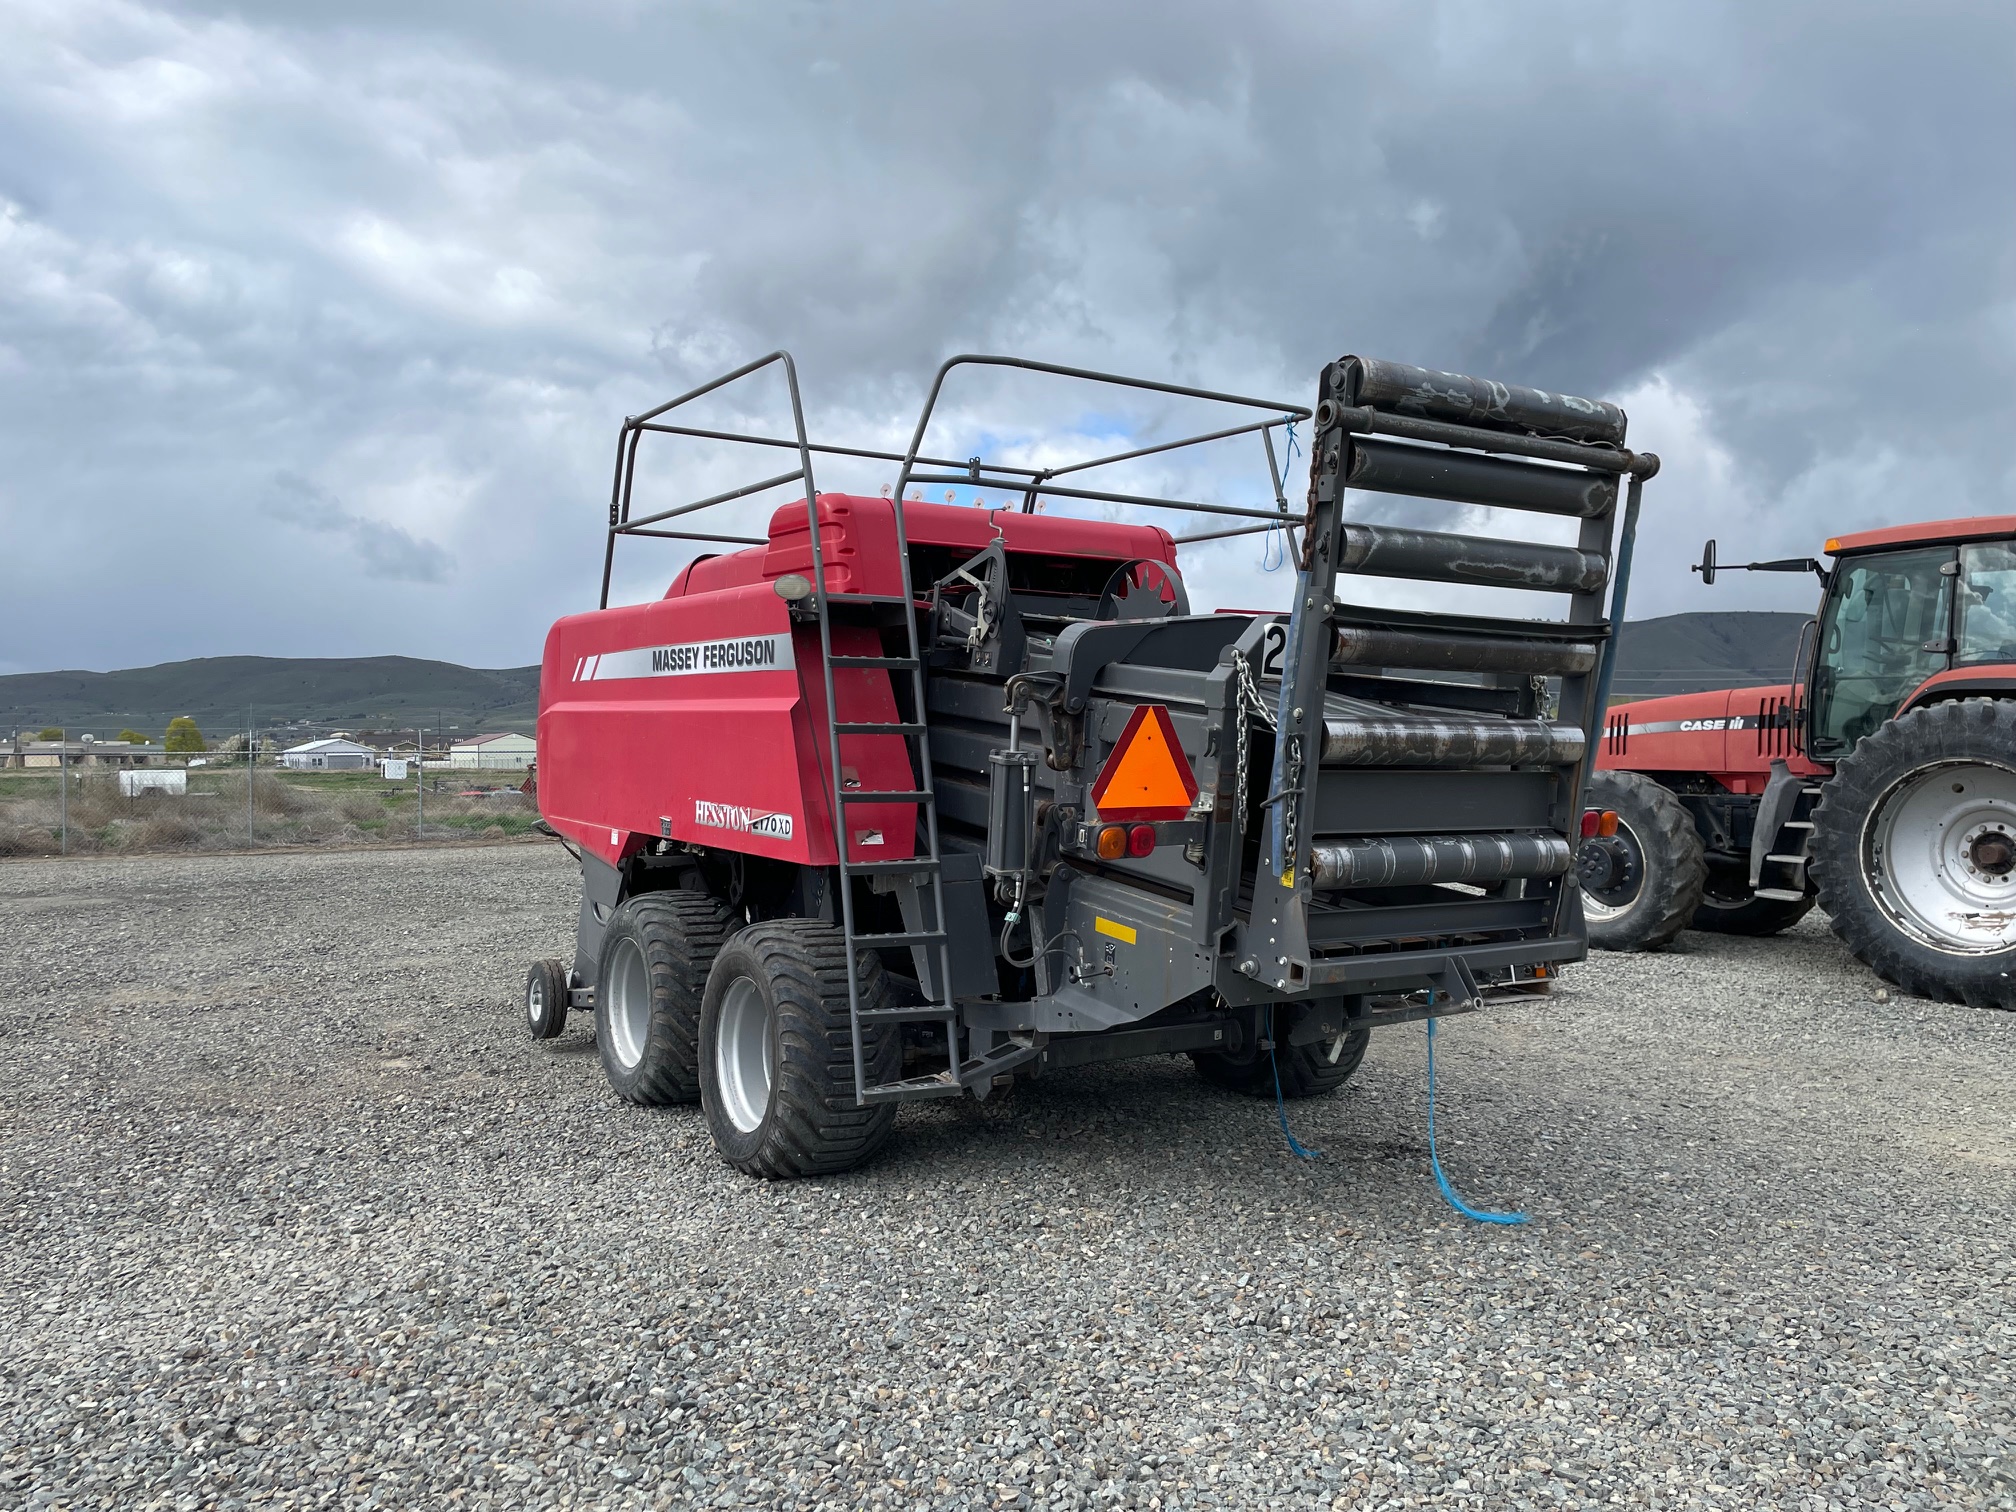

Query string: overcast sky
[3,0,2011,674]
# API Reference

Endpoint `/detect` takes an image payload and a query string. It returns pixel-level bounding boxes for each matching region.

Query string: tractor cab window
[1956,541,2016,665]
[1809,545,1952,756]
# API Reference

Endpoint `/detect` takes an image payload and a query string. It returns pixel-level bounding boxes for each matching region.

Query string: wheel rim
[603,938,651,1069]
[526,975,545,1027]
[1579,819,1647,921]
[1864,758,2016,955]
[714,975,772,1134]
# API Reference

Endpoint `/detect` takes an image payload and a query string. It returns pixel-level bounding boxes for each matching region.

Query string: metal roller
[1320,715,1585,768]
[1337,524,1609,593]
[1310,832,1573,889]
[1337,356,1627,447]
[1343,438,1617,518]
[1331,625,1598,676]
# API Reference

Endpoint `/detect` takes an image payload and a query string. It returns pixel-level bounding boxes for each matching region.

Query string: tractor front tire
[1691,869,1816,936]
[595,892,737,1105]
[1811,699,2016,1009]
[698,921,901,1178]
[1579,770,1707,952]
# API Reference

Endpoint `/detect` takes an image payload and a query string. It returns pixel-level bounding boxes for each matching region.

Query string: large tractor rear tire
[698,921,902,1178]
[1578,770,1707,952]
[595,892,737,1105]
[1691,868,1816,936]
[1811,699,2016,1009]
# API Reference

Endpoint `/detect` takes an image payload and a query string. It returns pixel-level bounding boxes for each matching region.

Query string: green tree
[117,729,148,744]
[164,716,207,753]
[36,727,63,740]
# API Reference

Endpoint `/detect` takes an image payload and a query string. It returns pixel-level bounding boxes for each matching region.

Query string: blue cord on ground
[1268,1039,1322,1160]
[1425,1015,1527,1226]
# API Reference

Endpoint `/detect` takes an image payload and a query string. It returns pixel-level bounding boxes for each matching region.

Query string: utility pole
[247,704,256,846]
[58,734,67,856]
[414,726,424,838]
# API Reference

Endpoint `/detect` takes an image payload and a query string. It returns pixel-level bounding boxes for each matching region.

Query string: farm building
[280,737,376,771]
[7,736,162,769]
[448,732,537,770]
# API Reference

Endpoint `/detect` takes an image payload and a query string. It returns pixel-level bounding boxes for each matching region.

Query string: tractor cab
[1810,529,2016,754]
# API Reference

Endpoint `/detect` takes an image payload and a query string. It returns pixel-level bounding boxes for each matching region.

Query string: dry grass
[0,772,538,857]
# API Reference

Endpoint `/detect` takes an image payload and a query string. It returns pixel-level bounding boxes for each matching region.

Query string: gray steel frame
[598,351,1309,1103]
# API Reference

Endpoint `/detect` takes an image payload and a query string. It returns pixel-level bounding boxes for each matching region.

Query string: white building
[281,737,377,771]
[448,732,537,770]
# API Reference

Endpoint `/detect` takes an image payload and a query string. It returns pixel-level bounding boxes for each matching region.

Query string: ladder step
[859,1071,965,1103]
[1755,887,1808,901]
[833,721,926,735]
[841,789,932,804]
[839,857,941,875]
[857,1004,958,1023]
[1801,786,1826,796]
[829,655,919,670]
[851,929,946,947]
[1765,853,1809,865]
[1783,820,1816,829]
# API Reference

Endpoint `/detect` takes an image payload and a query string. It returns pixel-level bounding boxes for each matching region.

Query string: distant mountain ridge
[1,611,1813,739]
[0,656,540,742]
[1608,611,1811,698]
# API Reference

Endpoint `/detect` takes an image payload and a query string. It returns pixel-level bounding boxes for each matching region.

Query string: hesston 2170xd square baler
[521,352,1659,1178]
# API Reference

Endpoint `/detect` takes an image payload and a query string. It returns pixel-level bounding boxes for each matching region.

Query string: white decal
[695,800,794,839]
[576,633,794,681]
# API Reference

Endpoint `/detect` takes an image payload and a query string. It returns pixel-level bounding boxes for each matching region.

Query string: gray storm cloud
[0,0,2010,673]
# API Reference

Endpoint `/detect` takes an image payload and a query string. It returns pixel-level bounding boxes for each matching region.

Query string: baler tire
[594,892,737,1106]
[698,921,901,1178]
[1580,770,1706,952]
[1810,699,2016,1010]
[524,958,570,1041]
[1691,873,1816,936]
[1192,1023,1369,1100]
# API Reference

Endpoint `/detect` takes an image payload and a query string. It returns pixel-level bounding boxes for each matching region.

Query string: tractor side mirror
[1692,538,1717,585]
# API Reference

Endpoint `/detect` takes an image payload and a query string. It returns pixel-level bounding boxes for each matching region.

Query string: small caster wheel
[524,959,570,1040]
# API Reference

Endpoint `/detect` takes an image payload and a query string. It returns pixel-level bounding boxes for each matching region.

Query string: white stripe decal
[575,634,794,681]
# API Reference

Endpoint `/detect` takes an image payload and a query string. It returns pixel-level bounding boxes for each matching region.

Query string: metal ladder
[1756,784,1825,902]
[800,498,965,1104]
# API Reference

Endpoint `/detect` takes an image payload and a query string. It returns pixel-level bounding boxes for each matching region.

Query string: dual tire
[586,895,901,1176]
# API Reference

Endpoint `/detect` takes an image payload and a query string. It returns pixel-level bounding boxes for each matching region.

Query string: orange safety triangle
[1090,704,1199,822]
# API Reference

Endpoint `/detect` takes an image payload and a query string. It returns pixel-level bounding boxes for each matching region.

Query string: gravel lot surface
[2,844,2012,1511]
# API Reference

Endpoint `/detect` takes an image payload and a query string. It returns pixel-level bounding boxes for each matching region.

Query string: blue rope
[1261,421,1298,572]
[1425,1014,1527,1225]
[1268,1037,1322,1160]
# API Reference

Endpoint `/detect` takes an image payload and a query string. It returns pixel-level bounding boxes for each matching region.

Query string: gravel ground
[2,844,2012,1512]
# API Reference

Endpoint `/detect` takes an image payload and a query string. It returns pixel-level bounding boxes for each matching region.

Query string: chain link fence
[0,752,539,858]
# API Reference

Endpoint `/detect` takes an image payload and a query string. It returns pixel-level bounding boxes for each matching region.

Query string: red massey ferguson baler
[1576,513,2016,1008]
[522,350,1659,1178]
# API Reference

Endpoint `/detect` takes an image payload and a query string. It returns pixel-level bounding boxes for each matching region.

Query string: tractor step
[1755,887,1809,902]
[1783,819,1816,829]
[1765,853,1810,865]
[857,1004,960,1023]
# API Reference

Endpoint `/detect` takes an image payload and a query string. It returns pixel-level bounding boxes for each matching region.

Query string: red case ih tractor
[524,350,1659,1176]
[1578,514,2016,1008]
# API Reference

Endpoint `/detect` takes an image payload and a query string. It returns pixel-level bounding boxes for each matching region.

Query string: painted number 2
[1259,623,1286,678]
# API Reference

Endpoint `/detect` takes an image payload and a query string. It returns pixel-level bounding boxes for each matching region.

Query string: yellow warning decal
[1094,916,1137,945]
